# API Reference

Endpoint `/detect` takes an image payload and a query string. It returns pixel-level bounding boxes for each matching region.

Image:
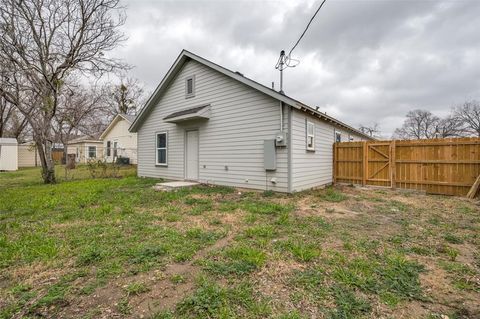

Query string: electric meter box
[275,131,287,147]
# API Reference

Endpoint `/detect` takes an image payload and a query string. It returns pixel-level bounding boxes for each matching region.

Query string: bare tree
[6,109,30,142]
[0,96,13,138]
[0,73,30,141]
[53,82,106,163]
[359,123,380,138]
[104,77,145,116]
[0,0,127,183]
[453,100,480,137]
[434,115,465,138]
[393,109,440,139]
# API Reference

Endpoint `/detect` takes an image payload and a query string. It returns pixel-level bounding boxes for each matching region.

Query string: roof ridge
[130,49,373,140]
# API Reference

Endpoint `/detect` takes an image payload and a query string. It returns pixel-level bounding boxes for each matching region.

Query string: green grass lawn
[0,166,479,319]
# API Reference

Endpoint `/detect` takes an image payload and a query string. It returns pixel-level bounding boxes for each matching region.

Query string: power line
[275,0,328,93]
[288,0,328,57]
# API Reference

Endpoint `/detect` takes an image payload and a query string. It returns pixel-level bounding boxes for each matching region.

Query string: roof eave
[129,50,190,132]
[101,114,134,140]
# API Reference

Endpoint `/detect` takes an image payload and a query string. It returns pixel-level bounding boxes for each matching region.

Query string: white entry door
[186,130,199,180]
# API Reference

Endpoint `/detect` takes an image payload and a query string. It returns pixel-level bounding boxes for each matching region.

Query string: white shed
[0,138,18,171]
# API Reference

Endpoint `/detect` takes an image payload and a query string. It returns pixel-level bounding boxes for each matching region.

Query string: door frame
[184,128,199,181]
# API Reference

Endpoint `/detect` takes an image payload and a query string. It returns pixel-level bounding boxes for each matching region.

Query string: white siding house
[130,50,371,193]
[67,137,103,164]
[100,114,137,164]
[18,142,40,167]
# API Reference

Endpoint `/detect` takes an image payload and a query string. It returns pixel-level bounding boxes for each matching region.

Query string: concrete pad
[153,181,199,191]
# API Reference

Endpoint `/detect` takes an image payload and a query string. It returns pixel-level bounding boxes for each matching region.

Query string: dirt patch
[56,232,236,319]
[295,197,363,219]
[254,260,320,317]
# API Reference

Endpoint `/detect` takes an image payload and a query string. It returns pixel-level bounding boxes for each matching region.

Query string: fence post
[390,140,396,189]
[333,143,337,184]
[362,142,367,186]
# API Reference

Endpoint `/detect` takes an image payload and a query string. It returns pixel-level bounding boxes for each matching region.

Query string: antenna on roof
[275,50,286,94]
[275,0,328,94]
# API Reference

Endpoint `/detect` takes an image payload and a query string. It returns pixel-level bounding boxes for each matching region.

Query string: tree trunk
[62,146,68,166]
[35,138,56,184]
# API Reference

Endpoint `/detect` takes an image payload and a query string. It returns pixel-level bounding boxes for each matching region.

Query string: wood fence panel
[334,137,480,196]
[52,150,64,163]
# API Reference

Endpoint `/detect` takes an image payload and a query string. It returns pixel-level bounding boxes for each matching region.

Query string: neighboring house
[67,137,103,164]
[18,142,64,167]
[100,114,137,164]
[18,142,40,167]
[130,50,372,193]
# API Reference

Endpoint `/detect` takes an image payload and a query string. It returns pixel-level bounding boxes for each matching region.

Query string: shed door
[186,130,199,180]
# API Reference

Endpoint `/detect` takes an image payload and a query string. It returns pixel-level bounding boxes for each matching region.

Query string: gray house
[130,50,372,193]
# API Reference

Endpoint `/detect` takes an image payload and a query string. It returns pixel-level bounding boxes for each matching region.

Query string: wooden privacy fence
[333,137,480,196]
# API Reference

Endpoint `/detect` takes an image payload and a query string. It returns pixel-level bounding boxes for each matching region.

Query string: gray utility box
[264,140,276,171]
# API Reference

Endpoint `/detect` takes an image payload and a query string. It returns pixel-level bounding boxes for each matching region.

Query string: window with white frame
[335,132,342,143]
[185,75,195,98]
[88,146,97,158]
[106,141,111,156]
[306,121,315,151]
[156,132,167,165]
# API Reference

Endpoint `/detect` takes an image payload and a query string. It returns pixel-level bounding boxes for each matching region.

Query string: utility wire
[275,0,328,92]
[288,0,328,57]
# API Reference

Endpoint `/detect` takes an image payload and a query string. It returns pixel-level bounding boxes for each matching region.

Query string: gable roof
[100,113,136,140]
[129,50,372,140]
[68,136,102,144]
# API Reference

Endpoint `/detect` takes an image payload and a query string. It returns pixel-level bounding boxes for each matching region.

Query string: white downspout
[279,101,283,132]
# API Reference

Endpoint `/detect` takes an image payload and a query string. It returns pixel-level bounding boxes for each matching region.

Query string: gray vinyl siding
[137,59,288,192]
[290,109,365,192]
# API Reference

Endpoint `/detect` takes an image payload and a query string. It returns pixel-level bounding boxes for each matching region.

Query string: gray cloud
[117,0,480,137]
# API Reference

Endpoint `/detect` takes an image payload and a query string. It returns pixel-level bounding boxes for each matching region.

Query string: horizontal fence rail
[333,137,480,196]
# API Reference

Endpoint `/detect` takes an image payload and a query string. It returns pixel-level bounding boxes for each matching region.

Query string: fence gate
[333,138,480,197]
[366,142,391,187]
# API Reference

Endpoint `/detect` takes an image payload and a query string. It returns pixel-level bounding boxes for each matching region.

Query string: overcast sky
[116,0,480,137]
